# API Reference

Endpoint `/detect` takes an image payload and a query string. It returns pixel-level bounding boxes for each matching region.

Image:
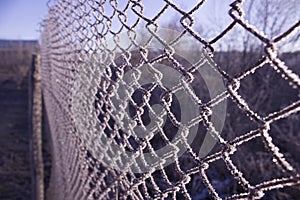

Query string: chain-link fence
[41,0,300,199]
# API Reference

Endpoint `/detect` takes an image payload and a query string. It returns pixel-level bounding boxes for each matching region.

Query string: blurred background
[0,0,47,199]
[0,0,299,199]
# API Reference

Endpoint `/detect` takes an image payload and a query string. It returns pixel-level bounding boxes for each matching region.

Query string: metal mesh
[41,0,300,199]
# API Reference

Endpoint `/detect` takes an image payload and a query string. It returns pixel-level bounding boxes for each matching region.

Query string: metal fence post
[29,54,44,200]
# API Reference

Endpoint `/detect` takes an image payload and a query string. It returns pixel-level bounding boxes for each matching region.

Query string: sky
[0,0,227,41]
[0,0,298,52]
[0,0,48,40]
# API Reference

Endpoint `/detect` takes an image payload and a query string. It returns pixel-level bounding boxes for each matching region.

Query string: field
[0,40,38,199]
[0,38,299,199]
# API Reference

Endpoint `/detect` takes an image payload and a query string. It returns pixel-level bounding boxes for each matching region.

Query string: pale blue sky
[0,0,297,52]
[0,0,225,40]
[0,0,48,40]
